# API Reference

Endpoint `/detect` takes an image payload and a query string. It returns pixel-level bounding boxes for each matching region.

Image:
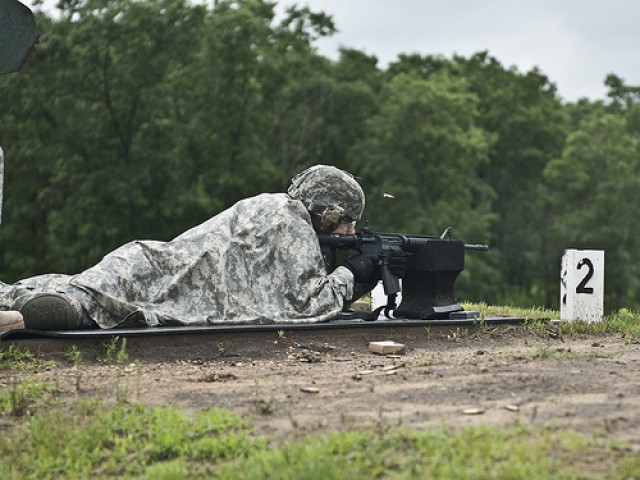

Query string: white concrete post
[560,249,604,322]
[371,280,402,311]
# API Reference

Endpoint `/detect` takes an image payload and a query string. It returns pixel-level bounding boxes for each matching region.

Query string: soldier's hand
[341,253,381,284]
[388,250,407,278]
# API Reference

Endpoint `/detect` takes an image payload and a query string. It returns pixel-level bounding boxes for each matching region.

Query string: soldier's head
[288,165,365,234]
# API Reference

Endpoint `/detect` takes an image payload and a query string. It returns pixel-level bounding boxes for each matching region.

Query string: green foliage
[353,70,495,233]
[544,111,640,309]
[459,54,566,306]
[553,308,640,339]
[465,302,640,340]
[531,345,598,360]
[0,378,56,416]
[0,345,55,373]
[0,346,59,416]
[0,0,336,279]
[350,68,498,301]
[0,401,261,478]
[0,344,36,368]
[214,425,639,479]
[1,401,638,478]
[66,344,82,365]
[100,336,128,364]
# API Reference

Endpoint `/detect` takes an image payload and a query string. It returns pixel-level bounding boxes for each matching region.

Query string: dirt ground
[2,323,640,449]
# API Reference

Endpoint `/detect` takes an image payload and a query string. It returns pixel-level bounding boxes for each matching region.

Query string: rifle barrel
[318,234,488,252]
[464,243,489,251]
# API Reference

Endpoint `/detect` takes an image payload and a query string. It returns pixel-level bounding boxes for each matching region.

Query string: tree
[456,53,567,306]
[386,52,567,306]
[0,0,343,279]
[316,48,382,178]
[544,112,640,310]
[349,71,498,301]
[261,5,337,189]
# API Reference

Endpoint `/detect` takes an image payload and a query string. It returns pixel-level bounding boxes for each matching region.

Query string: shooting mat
[0,315,525,341]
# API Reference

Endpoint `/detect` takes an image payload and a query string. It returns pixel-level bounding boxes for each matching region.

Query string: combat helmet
[287,165,365,227]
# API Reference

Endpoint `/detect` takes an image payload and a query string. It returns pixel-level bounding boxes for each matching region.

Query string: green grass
[0,400,638,479]
[531,345,603,361]
[550,308,640,339]
[214,425,640,480]
[464,302,640,339]
[0,344,56,373]
[0,400,262,479]
[0,378,58,416]
[1,345,60,416]
[463,301,559,321]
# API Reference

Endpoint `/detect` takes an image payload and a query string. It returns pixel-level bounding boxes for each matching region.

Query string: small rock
[382,365,401,372]
[369,341,405,355]
[199,372,238,383]
[300,387,320,394]
[463,407,485,415]
[295,350,322,363]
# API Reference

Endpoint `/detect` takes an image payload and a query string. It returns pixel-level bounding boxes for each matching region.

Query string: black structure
[319,227,488,320]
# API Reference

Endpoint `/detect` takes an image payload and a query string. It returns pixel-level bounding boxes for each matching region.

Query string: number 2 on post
[576,258,594,294]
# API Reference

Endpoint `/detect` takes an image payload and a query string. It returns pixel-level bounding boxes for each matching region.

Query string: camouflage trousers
[0,274,97,328]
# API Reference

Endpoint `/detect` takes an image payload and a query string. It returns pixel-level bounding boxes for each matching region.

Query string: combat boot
[0,310,25,332]
[12,293,83,330]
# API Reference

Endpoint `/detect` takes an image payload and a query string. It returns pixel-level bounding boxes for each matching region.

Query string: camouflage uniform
[0,192,356,328]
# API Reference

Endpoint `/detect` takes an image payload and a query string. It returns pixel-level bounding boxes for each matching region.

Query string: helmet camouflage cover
[287,165,365,225]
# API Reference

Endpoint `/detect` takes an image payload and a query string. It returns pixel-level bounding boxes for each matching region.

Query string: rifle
[318,226,488,320]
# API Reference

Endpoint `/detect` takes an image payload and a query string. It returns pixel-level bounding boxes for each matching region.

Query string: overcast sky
[277,0,640,103]
[27,0,640,103]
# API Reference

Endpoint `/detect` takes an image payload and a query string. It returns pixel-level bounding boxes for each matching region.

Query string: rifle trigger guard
[366,305,385,321]
[383,293,397,319]
[363,292,396,321]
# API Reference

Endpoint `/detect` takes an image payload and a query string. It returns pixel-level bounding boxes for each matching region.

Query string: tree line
[1,0,639,312]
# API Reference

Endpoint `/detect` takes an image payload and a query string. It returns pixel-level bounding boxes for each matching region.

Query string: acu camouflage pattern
[287,165,365,222]
[0,193,355,328]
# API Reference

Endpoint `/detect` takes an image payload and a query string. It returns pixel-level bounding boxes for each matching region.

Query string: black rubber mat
[0,315,525,340]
